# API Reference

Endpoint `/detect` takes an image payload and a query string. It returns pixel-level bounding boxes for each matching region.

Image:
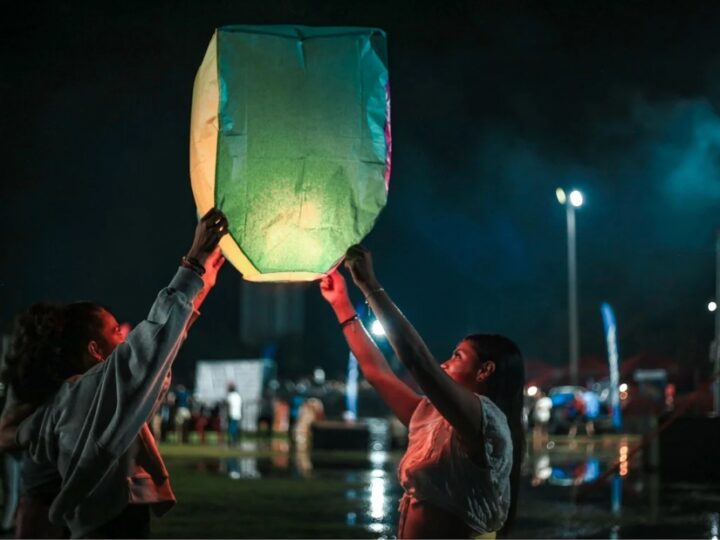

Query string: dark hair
[2,302,107,406]
[464,334,525,538]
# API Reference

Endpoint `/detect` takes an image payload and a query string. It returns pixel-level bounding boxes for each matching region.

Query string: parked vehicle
[545,385,614,434]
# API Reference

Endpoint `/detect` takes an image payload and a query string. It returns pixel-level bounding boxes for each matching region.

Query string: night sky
[2,1,718,385]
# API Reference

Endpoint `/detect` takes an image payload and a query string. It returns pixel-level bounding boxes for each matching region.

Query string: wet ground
[155,431,719,538]
[2,431,718,538]
[515,435,719,538]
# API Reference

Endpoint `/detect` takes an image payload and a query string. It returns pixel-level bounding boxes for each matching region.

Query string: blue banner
[601,302,622,430]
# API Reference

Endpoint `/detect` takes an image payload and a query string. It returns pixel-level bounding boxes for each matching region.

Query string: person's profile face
[440,340,481,386]
[96,309,127,358]
[119,322,132,341]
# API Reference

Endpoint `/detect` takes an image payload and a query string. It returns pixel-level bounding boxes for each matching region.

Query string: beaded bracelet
[364,287,385,302]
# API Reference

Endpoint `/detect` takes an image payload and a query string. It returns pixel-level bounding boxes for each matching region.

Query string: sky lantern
[190,25,391,281]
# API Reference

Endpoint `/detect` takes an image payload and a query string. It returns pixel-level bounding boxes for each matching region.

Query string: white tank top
[398,395,513,533]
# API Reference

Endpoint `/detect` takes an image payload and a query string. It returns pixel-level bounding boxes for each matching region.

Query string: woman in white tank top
[320,245,525,538]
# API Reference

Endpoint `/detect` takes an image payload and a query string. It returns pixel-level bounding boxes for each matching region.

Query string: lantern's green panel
[215,25,390,275]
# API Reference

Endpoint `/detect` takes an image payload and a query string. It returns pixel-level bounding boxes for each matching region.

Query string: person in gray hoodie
[11,207,228,538]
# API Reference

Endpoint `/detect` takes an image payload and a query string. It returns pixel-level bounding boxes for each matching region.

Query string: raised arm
[320,270,421,426]
[185,246,226,332]
[343,245,484,443]
[153,233,226,420]
[95,208,228,454]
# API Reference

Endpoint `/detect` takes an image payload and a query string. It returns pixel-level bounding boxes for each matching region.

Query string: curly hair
[2,302,106,406]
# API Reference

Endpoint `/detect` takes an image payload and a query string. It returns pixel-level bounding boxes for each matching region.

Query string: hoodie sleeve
[87,266,203,457]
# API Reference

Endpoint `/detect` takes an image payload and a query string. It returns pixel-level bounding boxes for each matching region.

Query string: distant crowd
[152,377,392,447]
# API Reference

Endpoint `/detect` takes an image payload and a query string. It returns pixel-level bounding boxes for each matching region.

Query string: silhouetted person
[226,384,242,447]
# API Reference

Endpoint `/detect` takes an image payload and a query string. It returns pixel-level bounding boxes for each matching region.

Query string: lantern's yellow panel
[190,25,391,282]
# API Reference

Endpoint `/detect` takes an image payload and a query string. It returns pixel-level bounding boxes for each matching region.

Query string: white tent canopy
[194,359,266,432]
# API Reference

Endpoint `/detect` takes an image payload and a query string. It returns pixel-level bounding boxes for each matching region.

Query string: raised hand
[344,244,380,293]
[320,269,350,307]
[186,208,229,268]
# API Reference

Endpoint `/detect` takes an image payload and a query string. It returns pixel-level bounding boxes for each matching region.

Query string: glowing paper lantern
[190,25,391,281]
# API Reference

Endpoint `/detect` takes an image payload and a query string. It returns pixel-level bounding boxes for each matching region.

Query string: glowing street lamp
[557,187,584,385]
[569,190,584,208]
[709,300,718,313]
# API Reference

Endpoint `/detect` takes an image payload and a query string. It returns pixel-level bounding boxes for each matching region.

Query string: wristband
[181,256,206,277]
[339,314,359,328]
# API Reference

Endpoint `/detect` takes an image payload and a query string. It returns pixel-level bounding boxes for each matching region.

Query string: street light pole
[557,188,583,386]
[567,202,580,386]
[713,230,720,415]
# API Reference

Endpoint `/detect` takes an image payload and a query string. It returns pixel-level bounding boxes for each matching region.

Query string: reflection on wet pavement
[189,433,719,538]
[517,435,719,538]
[191,437,400,536]
[529,436,638,488]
